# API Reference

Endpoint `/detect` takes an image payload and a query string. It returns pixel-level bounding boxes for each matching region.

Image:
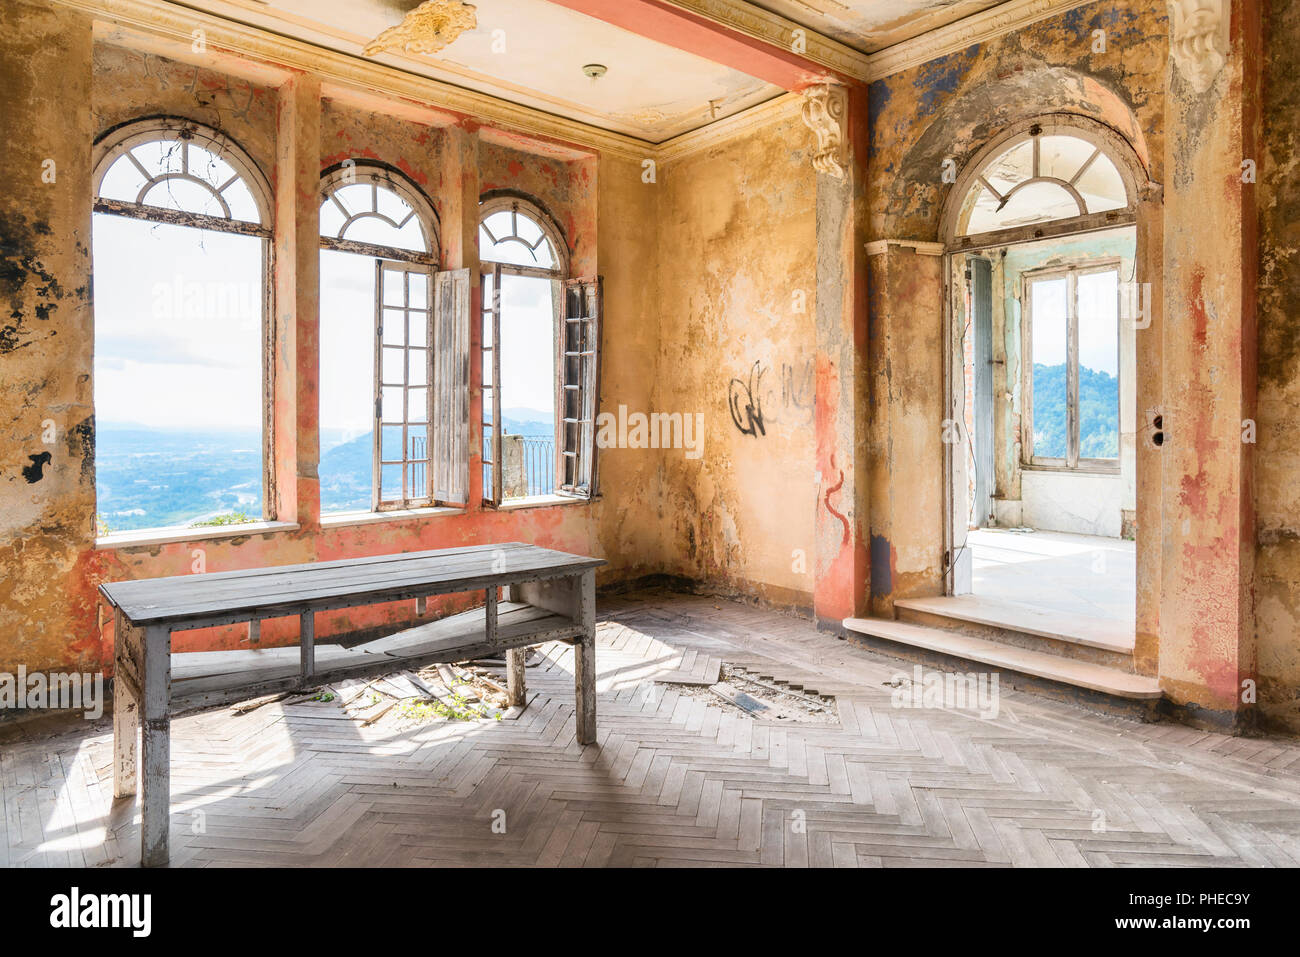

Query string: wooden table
[100,543,606,867]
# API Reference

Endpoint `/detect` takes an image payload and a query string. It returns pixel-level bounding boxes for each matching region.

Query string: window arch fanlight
[319,162,439,265]
[944,115,1147,248]
[478,195,569,278]
[93,117,272,237]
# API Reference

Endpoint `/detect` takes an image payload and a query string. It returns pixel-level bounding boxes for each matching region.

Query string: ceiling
[179,0,1010,142]
[750,0,1007,54]
[188,0,782,141]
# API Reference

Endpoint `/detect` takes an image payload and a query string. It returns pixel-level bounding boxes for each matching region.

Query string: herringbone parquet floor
[4,589,1300,867]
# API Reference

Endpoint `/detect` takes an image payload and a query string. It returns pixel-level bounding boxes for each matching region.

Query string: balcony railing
[520,435,554,497]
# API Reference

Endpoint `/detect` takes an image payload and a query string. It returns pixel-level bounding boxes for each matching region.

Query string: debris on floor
[664,664,839,724]
[230,658,523,730]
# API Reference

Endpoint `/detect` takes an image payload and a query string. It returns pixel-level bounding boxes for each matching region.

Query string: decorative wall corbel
[1167,0,1230,94]
[801,82,847,179]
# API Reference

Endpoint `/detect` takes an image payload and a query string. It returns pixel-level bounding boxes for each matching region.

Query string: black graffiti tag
[728,361,766,437]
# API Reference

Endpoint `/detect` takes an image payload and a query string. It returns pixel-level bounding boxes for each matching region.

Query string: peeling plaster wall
[0,5,659,673]
[655,116,819,611]
[0,1,97,674]
[1256,0,1300,732]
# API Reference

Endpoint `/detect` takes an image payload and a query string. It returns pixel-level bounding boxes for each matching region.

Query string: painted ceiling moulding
[55,0,649,160]
[640,0,874,81]
[363,0,480,58]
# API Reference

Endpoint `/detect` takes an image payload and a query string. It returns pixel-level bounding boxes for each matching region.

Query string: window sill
[495,493,588,511]
[320,506,463,528]
[96,520,300,550]
[1021,463,1121,476]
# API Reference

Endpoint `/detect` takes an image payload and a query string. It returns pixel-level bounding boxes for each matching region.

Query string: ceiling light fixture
[582,64,608,79]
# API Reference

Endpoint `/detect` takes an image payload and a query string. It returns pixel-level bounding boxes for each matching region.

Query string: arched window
[319,164,438,262]
[477,197,577,504]
[479,198,567,275]
[947,118,1139,245]
[317,163,448,513]
[91,119,271,536]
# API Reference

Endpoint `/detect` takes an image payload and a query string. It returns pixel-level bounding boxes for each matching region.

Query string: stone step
[842,616,1163,701]
[894,595,1135,670]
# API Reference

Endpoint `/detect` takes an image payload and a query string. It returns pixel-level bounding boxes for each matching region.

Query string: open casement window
[373,262,470,510]
[558,278,602,498]
[1022,262,1121,471]
[319,164,469,514]
[479,197,595,506]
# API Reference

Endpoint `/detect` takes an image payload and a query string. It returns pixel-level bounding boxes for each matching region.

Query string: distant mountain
[319,431,373,512]
[502,407,553,436]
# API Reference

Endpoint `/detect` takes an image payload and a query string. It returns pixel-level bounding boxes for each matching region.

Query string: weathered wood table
[100,542,605,867]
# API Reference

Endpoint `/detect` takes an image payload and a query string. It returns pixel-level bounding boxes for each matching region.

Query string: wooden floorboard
[4,587,1300,867]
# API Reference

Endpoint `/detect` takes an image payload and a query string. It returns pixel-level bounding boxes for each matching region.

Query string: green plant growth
[398,694,497,722]
[190,511,257,528]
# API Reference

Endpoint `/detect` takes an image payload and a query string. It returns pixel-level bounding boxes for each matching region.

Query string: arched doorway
[940,115,1156,643]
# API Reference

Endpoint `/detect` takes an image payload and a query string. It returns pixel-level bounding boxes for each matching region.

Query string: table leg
[574,632,596,745]
[573,569,597,745]
[300,611,315,680]
[507,647,527,707]
[140,624,172,868]
[112,610,139,799]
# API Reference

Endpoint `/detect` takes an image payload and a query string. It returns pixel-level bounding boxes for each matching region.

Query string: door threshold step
[842,616,1162,700]
[893,595,1134,654]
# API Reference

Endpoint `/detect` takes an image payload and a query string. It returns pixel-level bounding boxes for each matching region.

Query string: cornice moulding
[861,0,1098,81]
[55,0,654,159]
[661,0,872,81]
[656,93,802,163]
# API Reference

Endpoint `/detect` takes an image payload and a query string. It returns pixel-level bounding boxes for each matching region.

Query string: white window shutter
[558,277,602,498]
[432,268,470,505]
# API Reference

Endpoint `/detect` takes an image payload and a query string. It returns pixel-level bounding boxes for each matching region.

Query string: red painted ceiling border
[545,0,847,91]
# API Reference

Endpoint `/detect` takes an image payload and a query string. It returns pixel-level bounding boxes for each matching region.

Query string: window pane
[380,464,403,501]
[408,348,428,387]
[318,249,376,513]
[479,208,557,268]
[381,425,404,463]
[408,309,428,348]
[381,346,405,386]
[1077,270,1120,459]
[1030,276,1069,460]
[92,215,263,532]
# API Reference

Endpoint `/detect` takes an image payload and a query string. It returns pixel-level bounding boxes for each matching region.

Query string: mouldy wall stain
[654,116,818,610]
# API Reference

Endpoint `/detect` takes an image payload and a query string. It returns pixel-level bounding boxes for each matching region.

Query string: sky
[92,214,264,432]
[1029,269,1119,376]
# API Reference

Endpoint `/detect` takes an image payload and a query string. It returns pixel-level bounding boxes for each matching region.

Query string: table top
[100,542,605,627]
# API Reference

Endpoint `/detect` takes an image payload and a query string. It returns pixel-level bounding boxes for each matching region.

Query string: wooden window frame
[478,197,578,506]
[91,118,275,524]
[1020,259,1123,474]
[319,164,469,513]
